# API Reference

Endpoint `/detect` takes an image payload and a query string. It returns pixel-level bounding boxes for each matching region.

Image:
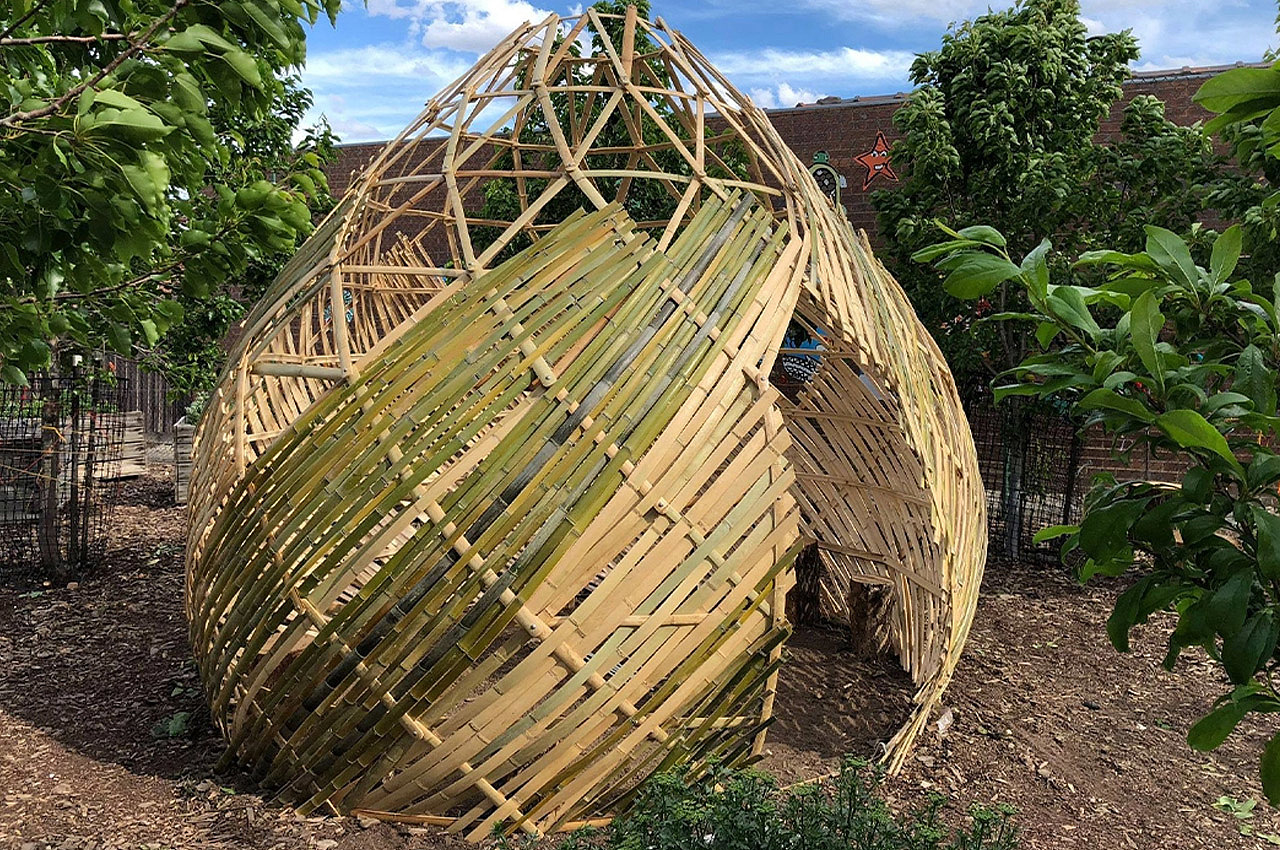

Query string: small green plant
[184,390,211,424]
[151,710,191,739]
[1214,795,1280,843]
[551,759,1019,850]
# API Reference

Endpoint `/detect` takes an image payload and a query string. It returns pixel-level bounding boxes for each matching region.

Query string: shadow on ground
[0,476,225,782]
[760,623,915,783]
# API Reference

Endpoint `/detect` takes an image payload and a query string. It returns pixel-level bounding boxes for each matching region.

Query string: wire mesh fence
[963,389,1083,564]
[0,372,127,579]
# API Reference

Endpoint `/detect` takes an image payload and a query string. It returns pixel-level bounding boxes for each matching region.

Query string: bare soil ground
[1,473,1278,849]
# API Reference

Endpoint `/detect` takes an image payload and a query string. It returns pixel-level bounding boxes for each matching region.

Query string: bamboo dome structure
[185,6,986,840]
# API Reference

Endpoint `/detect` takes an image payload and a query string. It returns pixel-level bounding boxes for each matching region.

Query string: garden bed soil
[1,474,1277,849]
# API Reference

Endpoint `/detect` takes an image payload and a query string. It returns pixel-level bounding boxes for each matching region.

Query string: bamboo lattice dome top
[185,6,986,840]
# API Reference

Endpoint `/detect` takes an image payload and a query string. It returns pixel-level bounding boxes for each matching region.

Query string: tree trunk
[1000,403,1028,560]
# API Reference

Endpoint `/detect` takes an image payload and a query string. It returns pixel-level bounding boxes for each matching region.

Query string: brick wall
[1076,425,1194,486]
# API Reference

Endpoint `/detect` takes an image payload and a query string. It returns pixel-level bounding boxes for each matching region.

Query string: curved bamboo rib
[187,7,985,839]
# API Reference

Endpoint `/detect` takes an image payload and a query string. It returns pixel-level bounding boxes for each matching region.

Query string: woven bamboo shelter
[186,7,985,839]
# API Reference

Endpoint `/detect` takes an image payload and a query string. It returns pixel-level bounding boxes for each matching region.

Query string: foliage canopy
[873,0,1219,388]
[0,0,339,384]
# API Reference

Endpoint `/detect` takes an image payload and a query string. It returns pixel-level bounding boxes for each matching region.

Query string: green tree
[912,44,1280,802]
[0,0,339,384]
[872,0,1219,389]
[1201,52,1280,299]
[146,76,338,404]
[0,0,339,576]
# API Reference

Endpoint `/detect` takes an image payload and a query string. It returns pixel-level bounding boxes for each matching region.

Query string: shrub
[914,219,1280,800]
[499,759,1018,850]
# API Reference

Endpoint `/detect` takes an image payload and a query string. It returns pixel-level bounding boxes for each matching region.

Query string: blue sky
[299,0,1280,143]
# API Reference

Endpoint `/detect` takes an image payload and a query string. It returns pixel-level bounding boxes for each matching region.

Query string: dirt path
[1,475,1277,849]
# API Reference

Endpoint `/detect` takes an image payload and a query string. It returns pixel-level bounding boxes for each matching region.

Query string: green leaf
[1075,249,1158,272]
[155,299,184,326]
[1264,732,1280,806]
[1129,289,1164,387]
[1108,578,1149,653]
[1078,388,1154,423]
[1183,511,1225,546]
[1035,321,1059,349]
[171,73,207,114]
[179,23,237,53]
[1211,225,1243,285]
[1273,273,1280,330]
[1206,391,1252,414]
[1182,466,1215,504]
[1100,276,1160,298]
[119,151,170,214]
[1144,225,1200,290]
[82,106,173,141]
[1206,569,1253,637]
[107,324,130,355]
[1078,498,1147,562]
[1102,370,1138,389]
[120,164,158,211]
[940,252,1023,299]
[1132,498,1179,549]
[1223,612,1277,685]
[0,364,29,386]
[139,319,159,346]
[220,49,263,89]
[1046,287,1101,339]
[1108,575,1182,653]
[1194,66,1280,113]
[1020,238,1051,301]
[1155,409,1243,476]
[1032,524,1076,544]
[91,88,147,111]
[1249,454,1280,492]
[1188,700,1249,751]
[956,225,1006,247]
[163,28,206,54]
[1236,345,1276,416]
[242,1,291,48]
[992,382,1045,402]
[1255,507,1280,581]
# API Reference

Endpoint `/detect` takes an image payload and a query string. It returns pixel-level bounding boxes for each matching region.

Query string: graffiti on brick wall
[854,131,898,190]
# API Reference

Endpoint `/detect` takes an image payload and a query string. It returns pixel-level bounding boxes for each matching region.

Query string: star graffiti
[853,131,898,190]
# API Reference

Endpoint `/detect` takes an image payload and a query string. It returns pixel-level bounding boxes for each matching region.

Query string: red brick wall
[1076,425,1204,487]
[323,66,1229,246]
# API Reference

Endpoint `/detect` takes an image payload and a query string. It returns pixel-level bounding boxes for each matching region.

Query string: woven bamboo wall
[186,8,985,839]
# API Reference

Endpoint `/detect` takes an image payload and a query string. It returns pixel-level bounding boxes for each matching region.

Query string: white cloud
[304,43,474,81]
[711,46,915,80]
[748,83,826,110]
[786,0,1275,76]
[365,0,557,52]
[1080,0,1275,70]
[792,0,1275,69]
[795,0,988,27]
[301,43,480,141]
